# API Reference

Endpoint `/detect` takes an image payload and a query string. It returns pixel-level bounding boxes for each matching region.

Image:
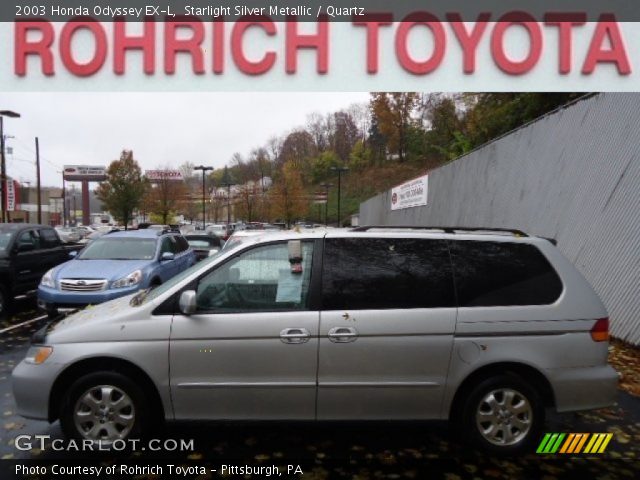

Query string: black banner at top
[5,0,640,22]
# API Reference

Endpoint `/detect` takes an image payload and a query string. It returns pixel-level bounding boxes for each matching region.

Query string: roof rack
[350,226,529,237]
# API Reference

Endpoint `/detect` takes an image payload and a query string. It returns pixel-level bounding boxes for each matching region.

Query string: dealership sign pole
[63,165,107,225]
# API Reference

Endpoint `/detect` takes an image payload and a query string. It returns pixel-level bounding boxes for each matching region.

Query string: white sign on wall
[390,174,428,211]
[145,170,184,181]
[6,178,15,211]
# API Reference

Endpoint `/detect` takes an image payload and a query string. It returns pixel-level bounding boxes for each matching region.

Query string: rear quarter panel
[441,238,610,417]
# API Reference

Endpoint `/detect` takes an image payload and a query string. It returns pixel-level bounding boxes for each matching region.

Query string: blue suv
[37,229,196,316]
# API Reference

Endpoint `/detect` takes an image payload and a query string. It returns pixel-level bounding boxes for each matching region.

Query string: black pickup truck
[0,223,82,319]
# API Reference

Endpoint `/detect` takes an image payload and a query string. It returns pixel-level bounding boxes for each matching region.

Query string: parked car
[37,229,196,317]
[206,224,233,240]
[184,233,224,262]
[74,226,96,239]
[14,227,617,454]
[0,224,82,319]
[77,230,107,245]
[221,229,278,251]
[54,227,81,244]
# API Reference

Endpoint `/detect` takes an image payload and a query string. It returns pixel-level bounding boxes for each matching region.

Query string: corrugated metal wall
[359,93,640,344]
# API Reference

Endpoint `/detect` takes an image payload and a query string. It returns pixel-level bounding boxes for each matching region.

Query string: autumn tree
[143,167,189,224]
[330,111,360,162]
[95,150,147,229]
[370,92,419,161]
[270,161,308,227]
[279,130,317,179]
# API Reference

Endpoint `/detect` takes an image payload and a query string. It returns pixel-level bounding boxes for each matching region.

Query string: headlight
[112,269,143,289]
[40,269,55,288]
[24,346,53,365]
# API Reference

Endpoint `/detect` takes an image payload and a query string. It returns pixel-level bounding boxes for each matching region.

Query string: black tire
[459,373,545,456]
[46,307,59,320]
[59,371,149,443]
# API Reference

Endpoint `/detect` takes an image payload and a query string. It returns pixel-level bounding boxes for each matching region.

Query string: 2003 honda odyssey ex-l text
[12,227,618,454]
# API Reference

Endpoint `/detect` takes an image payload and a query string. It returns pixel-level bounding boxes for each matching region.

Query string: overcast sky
[0,92,369,188]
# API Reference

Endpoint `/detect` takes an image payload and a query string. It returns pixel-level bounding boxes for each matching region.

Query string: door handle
[280,328,311,344]
[328,326,358,343]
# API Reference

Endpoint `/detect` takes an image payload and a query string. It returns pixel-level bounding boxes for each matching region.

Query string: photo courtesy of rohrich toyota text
[0,0,639,479]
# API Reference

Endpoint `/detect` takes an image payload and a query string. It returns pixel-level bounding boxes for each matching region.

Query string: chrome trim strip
[319,381,439,388]
[177,382,316,389]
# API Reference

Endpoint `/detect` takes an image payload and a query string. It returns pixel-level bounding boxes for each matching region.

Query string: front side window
[17,230,41,250]
[160,237,177,255]
[322,237,456,310]
[196,241,314,313]
[449,241,563,306]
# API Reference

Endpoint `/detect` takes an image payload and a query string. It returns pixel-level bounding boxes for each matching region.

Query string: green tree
[348,140,371,170]
[95,150,147,229]
[311,150,340,182]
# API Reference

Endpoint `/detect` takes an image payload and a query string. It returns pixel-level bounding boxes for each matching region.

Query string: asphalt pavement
[1,302,639,479]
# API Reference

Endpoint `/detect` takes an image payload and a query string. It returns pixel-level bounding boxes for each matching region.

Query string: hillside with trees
[216,92,585,226]
[98,94,586,227]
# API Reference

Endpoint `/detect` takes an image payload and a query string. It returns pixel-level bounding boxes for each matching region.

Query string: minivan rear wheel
[460,374,544,455]
[60,372,148,444]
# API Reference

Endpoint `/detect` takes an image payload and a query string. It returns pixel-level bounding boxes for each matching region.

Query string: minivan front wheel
[60,372,148,444]
[461,374,544,455]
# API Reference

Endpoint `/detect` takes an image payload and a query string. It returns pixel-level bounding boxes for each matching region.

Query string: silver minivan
[12,227,618,454]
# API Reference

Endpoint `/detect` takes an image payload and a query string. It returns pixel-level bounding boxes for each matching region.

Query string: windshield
[78,237,157,260]
[0,232,13,249]
[137,253,220,305]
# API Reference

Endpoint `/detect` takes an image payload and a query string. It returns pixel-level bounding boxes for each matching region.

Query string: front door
[12,229,44,293]
[170,240,319,420]
[317,236,458,420]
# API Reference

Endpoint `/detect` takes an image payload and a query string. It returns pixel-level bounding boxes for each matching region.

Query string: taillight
[590,317,609,342]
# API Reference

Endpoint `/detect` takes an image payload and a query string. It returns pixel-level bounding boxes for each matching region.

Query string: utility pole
[61,171,66,227]
[320,182,333,226]
[193,165,213,230]
[330,166,349,227]
[35,137,42,224]
[0,110,21,223]
[220,166,234,227]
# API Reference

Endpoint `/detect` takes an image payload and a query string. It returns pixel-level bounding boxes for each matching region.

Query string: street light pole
[193,165,213,230]
[320,182,333,226]
[0,110,21,223]
[330,166,349,227]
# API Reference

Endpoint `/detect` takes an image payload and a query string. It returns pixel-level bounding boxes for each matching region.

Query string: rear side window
[39,228,59,248]
[322,238,456,310]
[175,236,189,252]
[450,241,563,307]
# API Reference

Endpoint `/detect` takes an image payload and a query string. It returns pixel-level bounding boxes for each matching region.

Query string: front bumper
[37,285,140,310]
[548,364,619,412]
[12,359,66,421]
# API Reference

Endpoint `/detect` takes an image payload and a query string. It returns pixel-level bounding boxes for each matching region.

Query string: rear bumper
[547,365,619,412]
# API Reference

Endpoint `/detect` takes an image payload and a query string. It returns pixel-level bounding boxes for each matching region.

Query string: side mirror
[161,252,175,261]
[69,250,78,258]
[179,290,197,315]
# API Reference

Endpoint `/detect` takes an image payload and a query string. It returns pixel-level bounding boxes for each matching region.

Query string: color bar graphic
[537,433,613,454]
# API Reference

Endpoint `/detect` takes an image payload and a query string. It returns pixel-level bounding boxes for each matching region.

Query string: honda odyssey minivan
[13,227,618,454]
